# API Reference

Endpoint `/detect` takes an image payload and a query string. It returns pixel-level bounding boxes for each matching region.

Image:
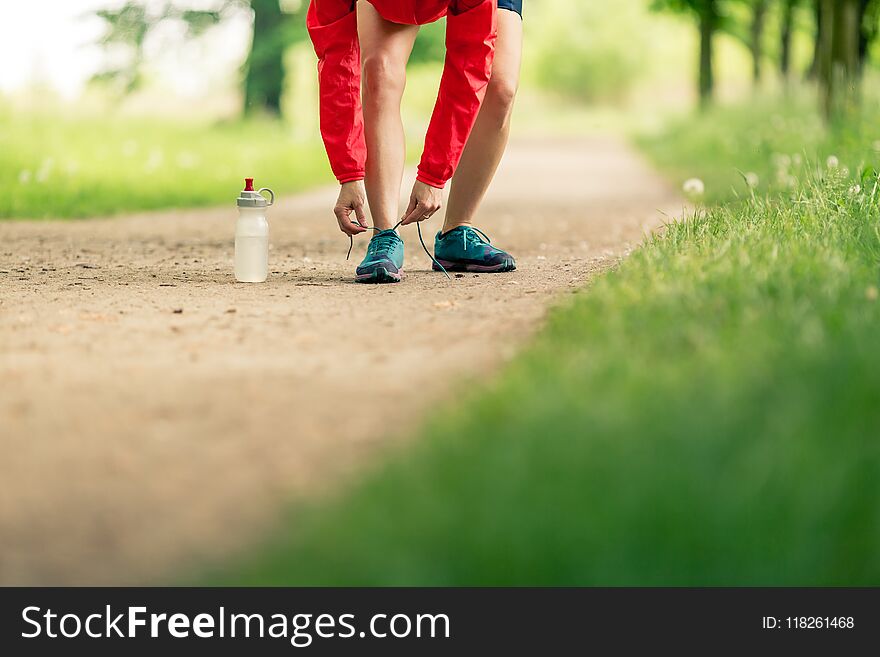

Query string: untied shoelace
[346,220,451,280]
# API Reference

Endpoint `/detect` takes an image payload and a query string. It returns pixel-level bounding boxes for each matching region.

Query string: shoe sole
[356,266,403,284]
[432,258,516,273]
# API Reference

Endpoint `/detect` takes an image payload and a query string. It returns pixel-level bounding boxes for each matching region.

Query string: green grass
[0,75,625,220]
[0,107,329,219]
[208,98,880,586]
[638,92,880,204]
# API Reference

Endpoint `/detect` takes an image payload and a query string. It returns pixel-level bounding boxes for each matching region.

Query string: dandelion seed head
[682,178,705,197]
[772,154,791,169]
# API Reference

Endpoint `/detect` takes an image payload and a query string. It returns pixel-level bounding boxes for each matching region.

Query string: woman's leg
[358,2,420,230]
[442,9,523,233]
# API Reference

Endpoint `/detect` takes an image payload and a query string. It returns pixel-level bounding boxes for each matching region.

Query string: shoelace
[461,225,493,251]
[365,229,400,258]
[346,220,451,280]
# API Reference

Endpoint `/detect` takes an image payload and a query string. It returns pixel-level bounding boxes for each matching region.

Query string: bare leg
[358,3,419,230]
[442,10,523,233]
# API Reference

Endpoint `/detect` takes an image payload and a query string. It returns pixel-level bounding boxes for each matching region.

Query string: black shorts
[498,0,522,17]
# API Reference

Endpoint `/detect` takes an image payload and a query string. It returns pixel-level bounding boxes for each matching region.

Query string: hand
[334,181,369,236]
[400,180,443,226]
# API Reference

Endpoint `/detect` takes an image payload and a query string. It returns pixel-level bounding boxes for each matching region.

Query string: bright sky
[0,0,251,99]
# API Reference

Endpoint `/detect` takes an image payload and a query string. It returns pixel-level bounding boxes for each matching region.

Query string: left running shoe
[433,225,516,273]
[356,229,404,284]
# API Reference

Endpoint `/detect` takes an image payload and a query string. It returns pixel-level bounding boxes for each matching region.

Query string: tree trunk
[858,0,879,72]
[819,0,861,121]
[780,0,796,79]
[698,3,717,108]
[243,0,286,116]
[808,0,822,79]
[751,0,768,84]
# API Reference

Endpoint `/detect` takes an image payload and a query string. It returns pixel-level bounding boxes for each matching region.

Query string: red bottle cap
[244,178,255,192]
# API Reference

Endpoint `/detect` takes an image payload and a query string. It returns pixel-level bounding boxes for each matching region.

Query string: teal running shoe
[433,226,516,273]
[356,229,404,283]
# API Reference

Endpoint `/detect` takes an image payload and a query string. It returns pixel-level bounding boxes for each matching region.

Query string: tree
[748,0,769,83]
[243,0,300,116]
[652,0,723,108]
[810,0,879,80]
[92,1,234,94]
[780,0,799,79]
[93,1,306,118]
[858,0,880,70]
[808,0,822,79]
[721,0,774,86]
[818,0,861,121]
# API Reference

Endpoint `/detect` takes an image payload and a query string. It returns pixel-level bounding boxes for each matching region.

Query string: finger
[338,221,355,236]
[354,203,368,229]
[342,221,368,236]
[401,197,418,224]
[411,206,436,224]
[334,209,352,235]
[336,207,366,236]
[401,202,427,226]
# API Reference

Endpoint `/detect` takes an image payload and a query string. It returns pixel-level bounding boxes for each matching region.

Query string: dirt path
[0,136,681,585]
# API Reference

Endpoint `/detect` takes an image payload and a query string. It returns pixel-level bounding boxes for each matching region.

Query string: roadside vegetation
[0,108,328,219]
[639,90,880,203]
[211,95,880,586]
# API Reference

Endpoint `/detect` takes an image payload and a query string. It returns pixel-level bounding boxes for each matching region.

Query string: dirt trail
[0,136,681,584]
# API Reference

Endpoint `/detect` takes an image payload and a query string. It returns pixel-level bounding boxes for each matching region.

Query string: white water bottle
[235,178,275,283]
